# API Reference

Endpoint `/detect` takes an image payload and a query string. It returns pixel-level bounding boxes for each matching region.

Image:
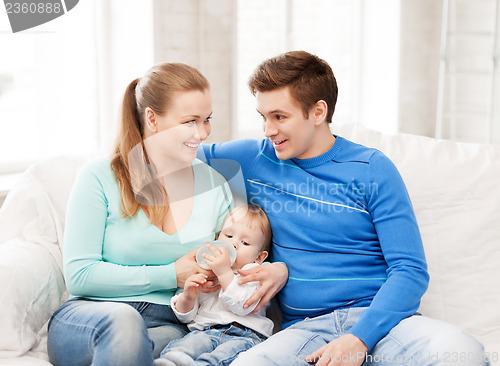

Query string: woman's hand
[237,262,288,312]
[174,248,220,293]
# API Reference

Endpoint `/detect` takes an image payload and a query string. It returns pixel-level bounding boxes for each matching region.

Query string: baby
[159,205,274,366]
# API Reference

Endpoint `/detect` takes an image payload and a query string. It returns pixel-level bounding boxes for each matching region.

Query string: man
[199,51,486,365]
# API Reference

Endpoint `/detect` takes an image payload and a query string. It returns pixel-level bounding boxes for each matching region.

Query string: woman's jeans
[47,298,188,366]
[159,324,265,366]
[231,307,490,366]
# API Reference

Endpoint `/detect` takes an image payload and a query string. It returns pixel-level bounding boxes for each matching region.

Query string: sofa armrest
[0,239,66,358]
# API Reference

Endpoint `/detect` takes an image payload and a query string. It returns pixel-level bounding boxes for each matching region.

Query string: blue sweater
[199,136,429,350]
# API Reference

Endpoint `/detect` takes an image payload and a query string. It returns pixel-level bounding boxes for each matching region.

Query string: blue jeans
[159,324,266,366]
[231,307,489,366]
[47,298,188,366]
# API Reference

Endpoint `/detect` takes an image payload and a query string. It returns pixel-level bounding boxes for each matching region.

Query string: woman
[47,63,233,366]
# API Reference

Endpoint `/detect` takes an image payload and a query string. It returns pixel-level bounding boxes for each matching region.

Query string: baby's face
[218,220,267,270]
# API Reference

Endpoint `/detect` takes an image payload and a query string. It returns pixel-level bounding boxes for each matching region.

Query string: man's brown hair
[248,50,338,123]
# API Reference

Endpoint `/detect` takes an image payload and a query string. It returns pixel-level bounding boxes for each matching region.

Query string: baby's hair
[221,205,272,252]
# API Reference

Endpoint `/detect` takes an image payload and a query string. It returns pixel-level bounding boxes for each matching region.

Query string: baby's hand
[182,273,209,300]
[203,244,233,277]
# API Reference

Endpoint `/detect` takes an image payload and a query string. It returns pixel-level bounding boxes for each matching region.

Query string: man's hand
[305,334,368,366]
[237,262,288,312]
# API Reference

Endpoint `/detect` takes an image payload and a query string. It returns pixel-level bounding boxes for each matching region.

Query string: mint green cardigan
[63,157,232,305]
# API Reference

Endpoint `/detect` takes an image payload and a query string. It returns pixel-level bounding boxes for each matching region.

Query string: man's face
[256,87,318,161]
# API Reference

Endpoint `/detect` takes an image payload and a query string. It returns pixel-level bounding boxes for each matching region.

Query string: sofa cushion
[332,123,500,357]
[0,239,66,359]
[0,357,53,366]
[0,155,88,246]
[0,156,86,361]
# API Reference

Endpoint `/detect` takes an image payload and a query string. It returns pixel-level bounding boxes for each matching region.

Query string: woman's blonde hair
[110,63,209,226]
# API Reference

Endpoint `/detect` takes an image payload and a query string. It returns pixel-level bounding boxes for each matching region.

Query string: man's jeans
[159,324,265,366]
[47,298,188,366]
[231,307,490,366]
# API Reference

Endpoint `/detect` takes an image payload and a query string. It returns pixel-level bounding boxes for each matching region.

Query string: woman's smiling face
[145,89,212,165]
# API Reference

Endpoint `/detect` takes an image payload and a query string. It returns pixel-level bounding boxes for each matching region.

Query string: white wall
[360,0,401,134]
[153,0,234,143]
[151,0,410,142]
[399,0,500,143]
[151,0,500,143]
[399,0,443,137]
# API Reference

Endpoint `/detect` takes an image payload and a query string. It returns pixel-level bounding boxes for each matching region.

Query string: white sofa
[1,123,499,365]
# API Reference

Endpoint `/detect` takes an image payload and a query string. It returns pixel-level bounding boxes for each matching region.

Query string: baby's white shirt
[171,263,274,337]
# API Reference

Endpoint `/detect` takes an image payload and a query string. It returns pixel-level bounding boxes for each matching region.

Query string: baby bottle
[196,240,237,270]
